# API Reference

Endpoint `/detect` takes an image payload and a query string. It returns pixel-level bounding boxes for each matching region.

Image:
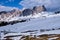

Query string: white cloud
[0,5,19,11]
[19,0,60,9]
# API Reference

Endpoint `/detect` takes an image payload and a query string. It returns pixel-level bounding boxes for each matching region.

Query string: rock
[0,11,7,15]
[33,5,46,13]
[55,11,60,14]
[22,9,33,16]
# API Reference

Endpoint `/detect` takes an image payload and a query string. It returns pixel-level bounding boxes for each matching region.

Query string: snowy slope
[0,12,60,40]
[0,12,60,34]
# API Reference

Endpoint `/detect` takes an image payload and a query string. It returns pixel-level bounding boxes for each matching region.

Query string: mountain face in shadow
[21,5,46,16]
[22,9,33,16]
[0,11,7,15]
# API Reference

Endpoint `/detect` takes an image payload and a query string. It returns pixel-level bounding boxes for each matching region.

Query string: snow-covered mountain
[0,12,60,32]
[0,12,60,40]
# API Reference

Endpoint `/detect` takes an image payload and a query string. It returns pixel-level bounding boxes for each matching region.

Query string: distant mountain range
[0,5,46,16]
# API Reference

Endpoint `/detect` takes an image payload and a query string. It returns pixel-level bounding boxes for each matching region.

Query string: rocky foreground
[1,34,60,40]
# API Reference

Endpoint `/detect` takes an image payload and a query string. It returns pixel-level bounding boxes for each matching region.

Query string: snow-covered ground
[0,12,60,40]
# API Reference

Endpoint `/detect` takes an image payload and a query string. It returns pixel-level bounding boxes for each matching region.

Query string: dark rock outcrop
[22,9,33,16]
[0,21,9,26]
[55,11,60,14]
[0,11,7,14]
[0,20,27,26]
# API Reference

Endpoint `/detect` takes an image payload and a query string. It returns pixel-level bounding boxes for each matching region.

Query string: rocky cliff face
[33,5,46,14]
[22,9,33,16]
[0,9,22,21]
[21,5,46,16]
[0,5,46,21]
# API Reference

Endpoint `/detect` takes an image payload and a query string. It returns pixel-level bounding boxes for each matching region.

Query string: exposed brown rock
[0,9,22,21]
[33,5,46,14]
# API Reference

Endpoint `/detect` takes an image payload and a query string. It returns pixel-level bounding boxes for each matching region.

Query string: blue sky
[0,0,60,12]
[0,0,23,9]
